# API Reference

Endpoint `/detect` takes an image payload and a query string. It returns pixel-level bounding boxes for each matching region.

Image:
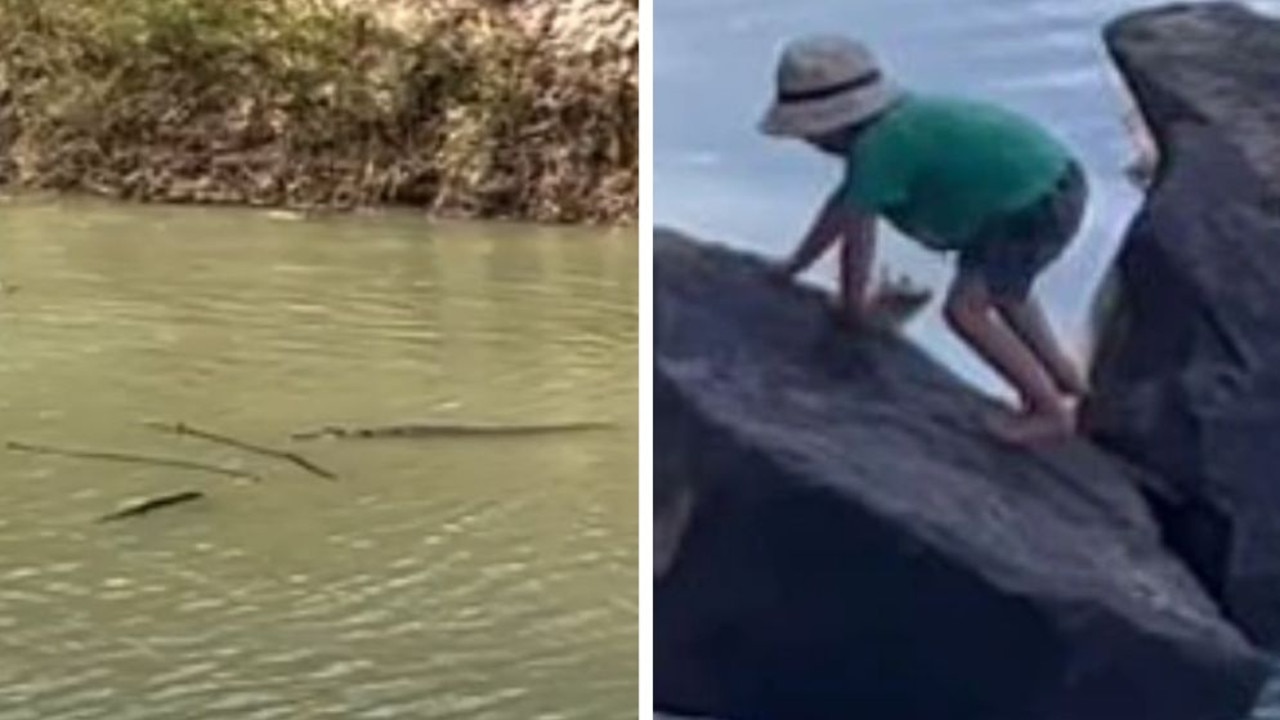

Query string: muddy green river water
[0,199,637,719]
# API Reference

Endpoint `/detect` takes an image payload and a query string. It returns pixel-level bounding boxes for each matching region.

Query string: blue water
[655,0,1280,715]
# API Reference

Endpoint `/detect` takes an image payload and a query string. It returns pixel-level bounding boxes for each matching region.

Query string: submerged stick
[5,441,260,481]
[145,420,337,481]
[99,491,206,522]
[292,421,615,442]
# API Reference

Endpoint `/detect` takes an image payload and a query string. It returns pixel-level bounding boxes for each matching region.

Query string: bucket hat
[760,35,904,138]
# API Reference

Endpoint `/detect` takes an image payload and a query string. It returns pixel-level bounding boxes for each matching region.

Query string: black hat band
[778,70,882,103]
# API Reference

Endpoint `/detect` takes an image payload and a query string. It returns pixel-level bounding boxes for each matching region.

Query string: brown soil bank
[0,0,637,223]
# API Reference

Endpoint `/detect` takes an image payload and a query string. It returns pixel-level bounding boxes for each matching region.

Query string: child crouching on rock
[763,35,1090,446]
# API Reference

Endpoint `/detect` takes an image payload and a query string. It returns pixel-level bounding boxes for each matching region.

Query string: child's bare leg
[993,294,1090,397]
[944,275,1074,444]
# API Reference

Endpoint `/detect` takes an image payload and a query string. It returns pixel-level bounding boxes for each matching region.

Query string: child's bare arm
[778,189,848,279]
[838,209,877,318]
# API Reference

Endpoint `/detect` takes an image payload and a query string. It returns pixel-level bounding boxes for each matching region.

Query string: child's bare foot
[986,400,1077,446]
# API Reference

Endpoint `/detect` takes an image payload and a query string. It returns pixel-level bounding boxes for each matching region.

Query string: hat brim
[759,83,903,138]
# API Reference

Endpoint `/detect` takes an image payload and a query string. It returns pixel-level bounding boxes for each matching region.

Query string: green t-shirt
[841,94,1071,250]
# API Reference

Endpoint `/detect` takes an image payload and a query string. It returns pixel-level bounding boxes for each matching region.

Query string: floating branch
[99,491,205,522]
[292,421,616,442]
[144,420,337,481]
[5,441,260,481]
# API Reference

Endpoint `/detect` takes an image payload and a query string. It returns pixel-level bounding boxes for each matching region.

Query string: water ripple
[0,202,636,718]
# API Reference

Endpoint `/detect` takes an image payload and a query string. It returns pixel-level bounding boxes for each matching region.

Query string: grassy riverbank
[0,0,636,223]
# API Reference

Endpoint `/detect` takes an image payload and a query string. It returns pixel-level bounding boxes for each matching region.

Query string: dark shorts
[957,161,1088,301]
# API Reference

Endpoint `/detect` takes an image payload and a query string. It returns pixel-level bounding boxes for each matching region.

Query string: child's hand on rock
[831,295,908,332]
[840,269,932,331]
[870,287,932,328]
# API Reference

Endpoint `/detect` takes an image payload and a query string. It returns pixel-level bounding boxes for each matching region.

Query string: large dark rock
[1085,2,1280,645]
[653,229,1268,720]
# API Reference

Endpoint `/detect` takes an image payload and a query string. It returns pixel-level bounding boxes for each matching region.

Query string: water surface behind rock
[0,199,637,719]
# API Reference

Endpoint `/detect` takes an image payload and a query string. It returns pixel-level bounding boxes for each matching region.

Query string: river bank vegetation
[0,0,637,223]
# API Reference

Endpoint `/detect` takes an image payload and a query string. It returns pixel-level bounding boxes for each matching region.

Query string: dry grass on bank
[0,0,637,223]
